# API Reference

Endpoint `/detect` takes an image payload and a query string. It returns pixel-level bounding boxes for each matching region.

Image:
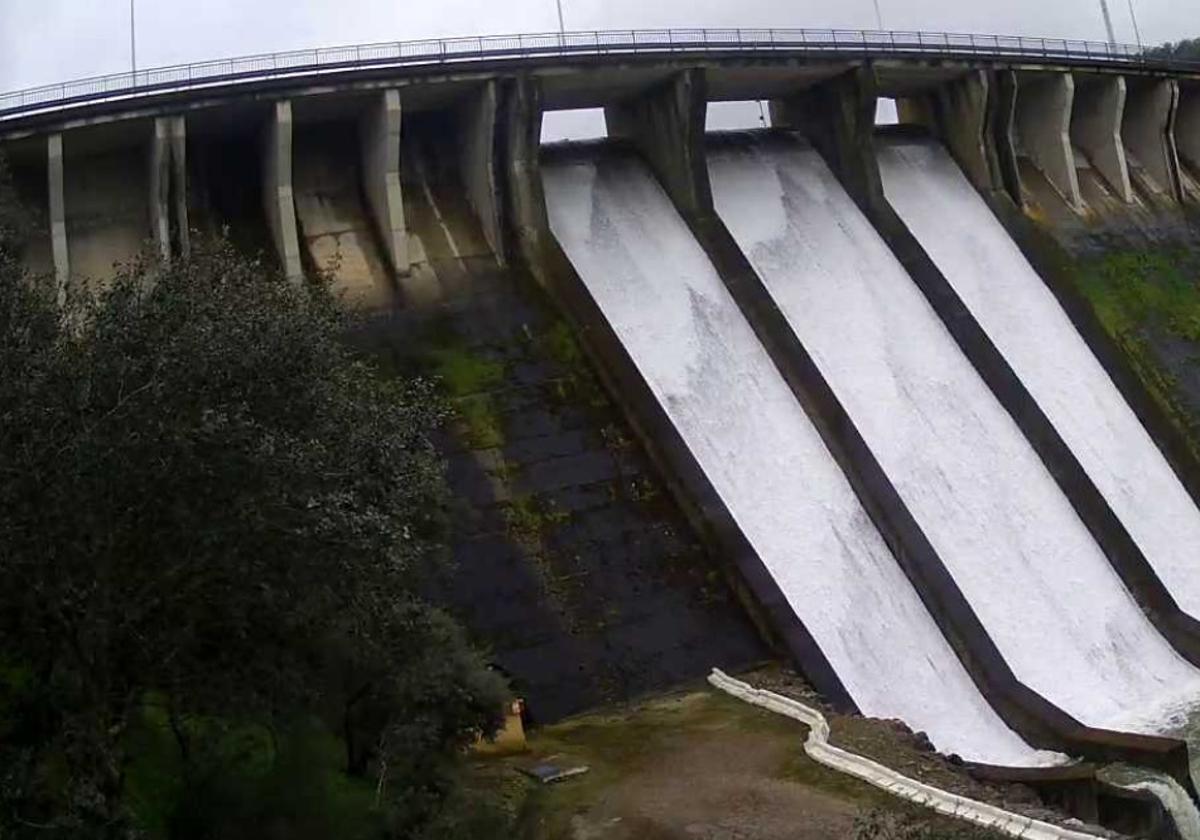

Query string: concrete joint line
[707,669,1105,840]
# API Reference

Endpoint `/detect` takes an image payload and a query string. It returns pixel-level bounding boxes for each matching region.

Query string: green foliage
[0,161,509,838]
[1149,38,1200,60]
[424,337,507,449]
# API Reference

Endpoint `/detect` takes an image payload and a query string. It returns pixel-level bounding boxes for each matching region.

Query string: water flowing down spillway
[879,137,1200,625]
[541,144,1056,767]
[707,132,1200,738]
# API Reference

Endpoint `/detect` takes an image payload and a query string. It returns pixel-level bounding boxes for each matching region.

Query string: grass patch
[429,345,506,398]
[499,689,1002,840]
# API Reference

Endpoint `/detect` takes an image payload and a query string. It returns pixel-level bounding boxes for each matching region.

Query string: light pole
[871,0,883,29]
[1098,0,1117,44]
[555,0,565,34]
[130,0,137,75]
[1126,0,1144,51]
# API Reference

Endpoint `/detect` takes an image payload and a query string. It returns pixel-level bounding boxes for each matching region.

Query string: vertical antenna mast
[1098,0,1117,44]
[130,0,137,75]
[1126,0,1144,50]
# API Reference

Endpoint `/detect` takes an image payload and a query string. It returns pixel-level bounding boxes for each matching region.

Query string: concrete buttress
[262,100,303,281]
[360,89,409,275]
[898,70,998,193]
[170,116,189,258]
[604,69,713,216]
[1070,75,1133,202]
[47,133,68,302]
[1015,73,1082,211]
[457,81,503,264]
[150,118,172,262]
[1123,78,1182,200]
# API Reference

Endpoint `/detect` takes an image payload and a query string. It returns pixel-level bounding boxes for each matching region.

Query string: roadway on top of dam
[3,26,1200,133]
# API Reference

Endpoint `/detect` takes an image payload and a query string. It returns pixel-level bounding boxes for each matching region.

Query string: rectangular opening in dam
[706,101,770,132]
[876,98,899,126]
[541,109,607,144]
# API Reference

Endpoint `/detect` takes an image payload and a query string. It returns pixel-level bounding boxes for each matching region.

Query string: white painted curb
[708,669,1105,840]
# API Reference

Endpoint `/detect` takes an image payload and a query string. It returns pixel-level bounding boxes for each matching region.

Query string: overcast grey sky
[0,0,1195,92]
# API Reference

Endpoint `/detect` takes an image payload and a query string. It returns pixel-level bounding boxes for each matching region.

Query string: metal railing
[1,27,1196,122]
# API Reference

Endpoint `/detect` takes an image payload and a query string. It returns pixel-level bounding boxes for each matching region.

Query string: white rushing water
[542,146,1057,767]
[709,133,1200,737]
[1099,765,1200,840]
[880,137,1200,624]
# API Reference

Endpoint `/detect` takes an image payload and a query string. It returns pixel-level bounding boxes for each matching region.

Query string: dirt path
[502,689,1003,840]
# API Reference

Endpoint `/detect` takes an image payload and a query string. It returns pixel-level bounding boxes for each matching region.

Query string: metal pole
[555,0,565,34]
[871,0,883,29]
[130,0,137,75]
[1098,0,1116,44]
[1125,0,1143,51]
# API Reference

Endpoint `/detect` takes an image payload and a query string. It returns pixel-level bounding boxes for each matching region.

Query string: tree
[0,158,508,838]
[1148,38,1200,61]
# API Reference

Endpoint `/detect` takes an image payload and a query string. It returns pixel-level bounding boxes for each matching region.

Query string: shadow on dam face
[349,114,767,723]
[186,109,275,263]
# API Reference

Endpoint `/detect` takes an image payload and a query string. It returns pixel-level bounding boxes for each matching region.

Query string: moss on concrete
[1067,245,1200,456]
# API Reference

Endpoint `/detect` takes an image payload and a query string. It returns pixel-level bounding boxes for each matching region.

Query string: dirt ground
[495,687,1007,840]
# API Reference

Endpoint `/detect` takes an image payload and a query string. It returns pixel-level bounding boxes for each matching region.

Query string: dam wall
[9,48,1200,808]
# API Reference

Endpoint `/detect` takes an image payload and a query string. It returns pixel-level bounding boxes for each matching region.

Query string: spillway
[709,132,1200,738]
[541,144,1055,767]
[879,137,1200,624]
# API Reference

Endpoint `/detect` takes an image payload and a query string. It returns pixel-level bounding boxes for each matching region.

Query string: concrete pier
[1123,78,1181,199]
[262,100,303,281]
[606,69,712,216]
[47,133,68,301]
[169,116,189,258]
[1014,73,1082,211]
[896,71,996,193]
[1070,75,1132,202]
[150,118,172,262]
[457,82,503,264]
[360,89,408,276]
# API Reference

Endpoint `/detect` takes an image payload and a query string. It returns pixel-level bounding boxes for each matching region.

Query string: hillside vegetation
[0,155,510,839]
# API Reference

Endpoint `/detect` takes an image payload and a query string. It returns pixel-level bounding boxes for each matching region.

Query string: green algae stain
[1075,248,1200,341]
[429,345,506,398]
[1069,245,1200,458]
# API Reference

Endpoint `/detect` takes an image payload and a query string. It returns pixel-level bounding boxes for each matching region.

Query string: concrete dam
[7,26,1200,827]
